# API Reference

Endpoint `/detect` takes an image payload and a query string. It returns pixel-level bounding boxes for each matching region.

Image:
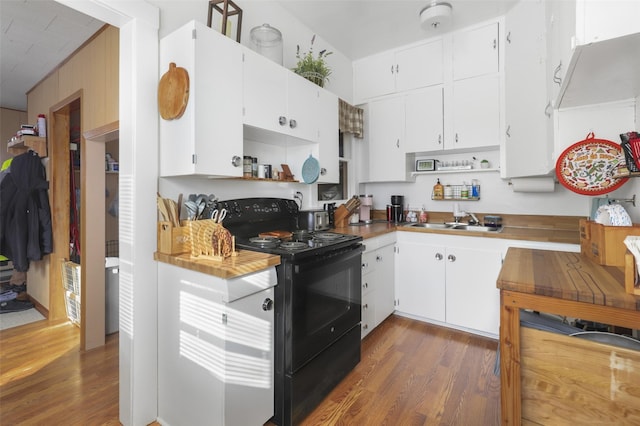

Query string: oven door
[286,243,363,373]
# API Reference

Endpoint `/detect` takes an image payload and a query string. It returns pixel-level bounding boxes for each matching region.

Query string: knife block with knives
[334,196,361,227]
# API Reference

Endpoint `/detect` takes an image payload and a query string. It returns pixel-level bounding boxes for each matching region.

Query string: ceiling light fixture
[420,2,453,31]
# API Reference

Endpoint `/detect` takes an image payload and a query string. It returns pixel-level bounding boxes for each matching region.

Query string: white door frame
[55,2,159,425]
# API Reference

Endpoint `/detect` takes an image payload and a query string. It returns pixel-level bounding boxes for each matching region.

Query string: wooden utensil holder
[157,221,190,255]
[333,205,352,228]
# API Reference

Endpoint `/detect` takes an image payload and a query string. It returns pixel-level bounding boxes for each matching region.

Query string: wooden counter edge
[154,250,280,279]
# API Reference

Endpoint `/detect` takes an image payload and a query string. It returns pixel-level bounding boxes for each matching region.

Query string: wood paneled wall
[25,25,119,315]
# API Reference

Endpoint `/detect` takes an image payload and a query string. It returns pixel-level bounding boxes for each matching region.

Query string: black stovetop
[216,198,362,260]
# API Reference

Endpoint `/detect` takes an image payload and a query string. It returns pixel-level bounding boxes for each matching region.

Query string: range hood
[557,32,640,109]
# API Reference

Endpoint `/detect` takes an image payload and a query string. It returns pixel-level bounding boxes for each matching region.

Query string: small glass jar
[243,156,252,178]
[252,157,258,177]
[444,185,453,199]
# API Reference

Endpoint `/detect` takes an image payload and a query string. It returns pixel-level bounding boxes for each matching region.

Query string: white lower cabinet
[361,234,396,338]
[157,263,276,426]
[395,232,503,336]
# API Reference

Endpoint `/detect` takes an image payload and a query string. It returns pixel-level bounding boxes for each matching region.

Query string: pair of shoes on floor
[0,299,34,313]
[1,283,26,293]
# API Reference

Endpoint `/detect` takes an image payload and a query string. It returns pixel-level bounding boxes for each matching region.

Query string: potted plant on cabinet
[292,35,332,88]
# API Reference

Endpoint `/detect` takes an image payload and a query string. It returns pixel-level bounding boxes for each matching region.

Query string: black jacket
[0,151,53,272]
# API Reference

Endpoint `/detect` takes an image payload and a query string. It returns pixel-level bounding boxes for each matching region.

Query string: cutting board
[158,62,190,120]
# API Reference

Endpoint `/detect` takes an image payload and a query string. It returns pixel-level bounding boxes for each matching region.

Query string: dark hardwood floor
[0,314,500,425]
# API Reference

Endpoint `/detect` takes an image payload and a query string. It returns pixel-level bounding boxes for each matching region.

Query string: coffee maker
[359,194,373,224]
[389,195,404,223]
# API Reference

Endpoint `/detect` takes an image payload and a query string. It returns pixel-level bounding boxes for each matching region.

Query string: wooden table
[497,248,640,425]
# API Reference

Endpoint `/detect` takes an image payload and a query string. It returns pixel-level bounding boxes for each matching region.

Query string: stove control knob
[262,298,274,311]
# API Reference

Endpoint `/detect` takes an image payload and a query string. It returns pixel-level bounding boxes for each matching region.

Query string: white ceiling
[277,0,518,60]
[0,0,517,112]
[0,0,103,111]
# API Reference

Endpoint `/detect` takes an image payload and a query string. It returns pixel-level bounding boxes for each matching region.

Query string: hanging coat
[0,151,53,272]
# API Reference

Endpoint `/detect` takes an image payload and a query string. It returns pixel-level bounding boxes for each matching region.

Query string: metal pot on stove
[298,209,331,231]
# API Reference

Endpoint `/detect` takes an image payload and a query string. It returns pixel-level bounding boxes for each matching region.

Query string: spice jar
[243,156,252,178]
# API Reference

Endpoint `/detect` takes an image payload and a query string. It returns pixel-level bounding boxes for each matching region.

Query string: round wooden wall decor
[158,62,190,120]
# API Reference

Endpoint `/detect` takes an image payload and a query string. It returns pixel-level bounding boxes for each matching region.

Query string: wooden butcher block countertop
[154,250,280,280]
[498,247,640,311]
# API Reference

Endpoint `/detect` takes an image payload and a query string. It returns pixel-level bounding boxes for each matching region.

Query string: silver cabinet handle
[396,64,399,73]
[544,101,552,118]
[362,262,368,269]
[506,125,511,138]
[455,133,459,143]
[391,65,394,74]
[493,39,497,49]
[320,167,326,176]
[438,134,442,145]
[289,119,297,129]
[231,155,241,167]
[376,255,382,262]
[435,253,443,261]
[448,254,456,262]
[506,32,511,44]
[396,139,400,148]
[279,116,287,126]
[262,298,273,311]
[363,282,369,289]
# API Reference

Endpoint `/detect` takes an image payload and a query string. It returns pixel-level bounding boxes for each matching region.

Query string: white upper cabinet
[368,96,413,182]
[353,39,443,103]
[552,0,640,108]
[452,22,499,80]
[404,86,444,153]
[502,0,553,178]
[316,89,339,183]
[243,48,318,142]
[159,20,243,177]
[451,74,500,151]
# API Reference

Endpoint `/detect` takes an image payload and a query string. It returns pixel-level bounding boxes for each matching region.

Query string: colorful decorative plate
[555,133,628,195]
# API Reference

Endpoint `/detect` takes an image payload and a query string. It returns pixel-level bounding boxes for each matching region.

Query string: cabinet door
[160,21,243,177]
[453,22,499,80]
[353,51,396,102]
[317,89,339,183]
[395,39,444,92]
[224,288,275,425]
[445,246,502,335]
[451,74,500,150]
[374,244,395,325]
[503,0,552,178]
[404,86,444,153]
[243,48,288,134]
[368,97,406,182]
[287,72,320,142]
[361,272,375,338]
[396,242,445,321]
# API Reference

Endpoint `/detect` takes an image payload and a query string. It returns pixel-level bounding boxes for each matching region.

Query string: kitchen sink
[404,223,503,233]
[406,223,453,229]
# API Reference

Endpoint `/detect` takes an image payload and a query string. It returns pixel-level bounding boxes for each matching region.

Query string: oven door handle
[294,243,364,274]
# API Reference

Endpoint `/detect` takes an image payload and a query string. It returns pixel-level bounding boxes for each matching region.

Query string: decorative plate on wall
[555,133,628,195]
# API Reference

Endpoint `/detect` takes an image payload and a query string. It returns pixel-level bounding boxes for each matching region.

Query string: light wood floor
[0,314,500,425]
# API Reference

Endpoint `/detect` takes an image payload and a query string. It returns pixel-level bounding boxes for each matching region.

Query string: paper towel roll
[510,177,555,193]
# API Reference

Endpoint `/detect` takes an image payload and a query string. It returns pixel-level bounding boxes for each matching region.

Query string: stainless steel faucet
[452,203,480,225]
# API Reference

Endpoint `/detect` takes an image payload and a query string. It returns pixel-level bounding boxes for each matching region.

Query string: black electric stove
[216,198,363,425]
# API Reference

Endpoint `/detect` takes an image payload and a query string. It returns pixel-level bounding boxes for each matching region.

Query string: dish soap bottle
[433,178,444,200]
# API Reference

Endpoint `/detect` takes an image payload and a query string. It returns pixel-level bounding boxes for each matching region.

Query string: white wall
[364,99,640,221]
[150,0,353,102]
